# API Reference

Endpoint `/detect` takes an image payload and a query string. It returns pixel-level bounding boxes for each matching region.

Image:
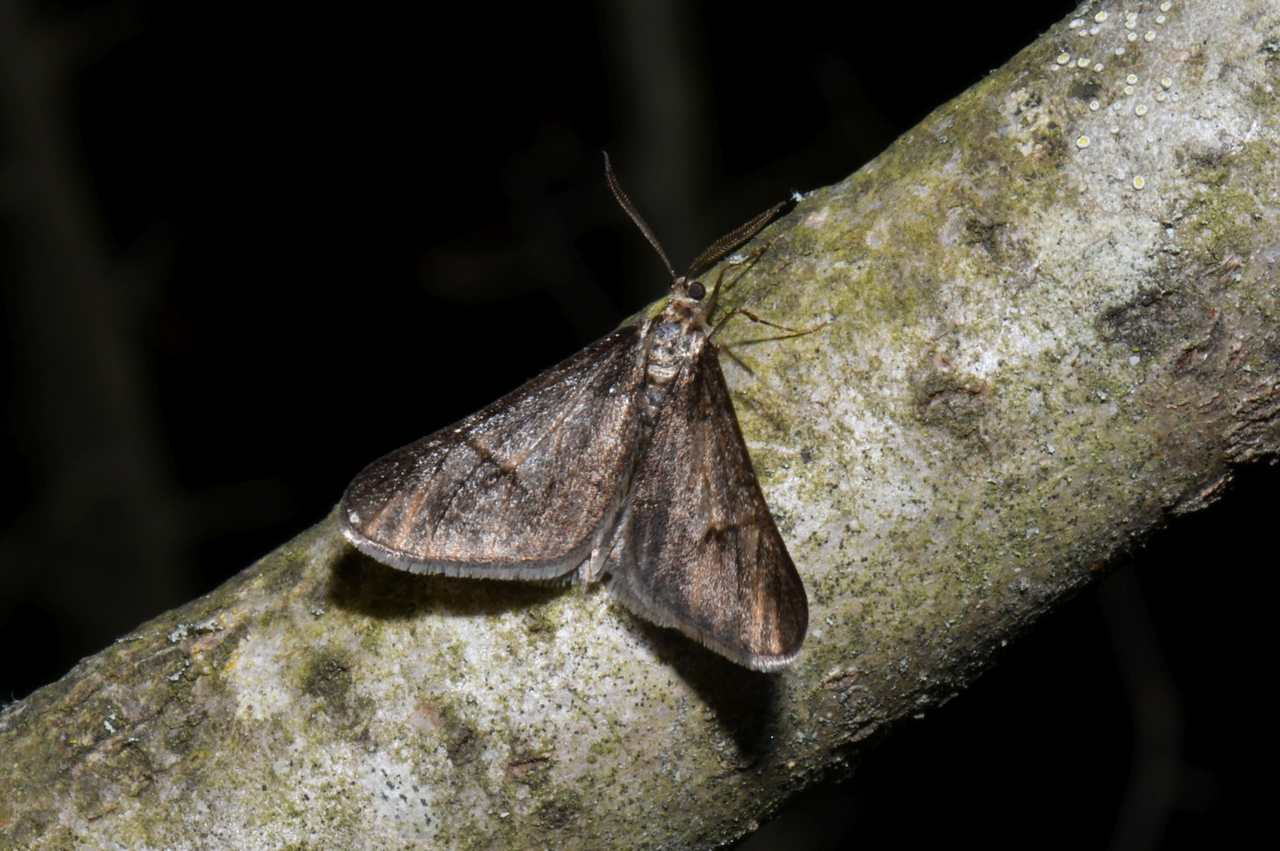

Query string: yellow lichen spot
[1095,11,1108,22]
[1156,14,1167,23]
[1155,92,1167,102]
[1094,62,1104,72]
[1161,77,1172,89]
[1145,30,1156,41]
[1076,135,1091,148]
[1089,100,1100,111]
[1132,176,1145,190]
[1128,31,1138,41]
[1127,74,1139,84]
[1077,57,1091,68]
[1135,104,1148,116]
[1160,1,1172,11]
[1057,52,1071,65]
[1125,20,1137,30]
[1124,85,1135,96]
[1126,11,1138,21]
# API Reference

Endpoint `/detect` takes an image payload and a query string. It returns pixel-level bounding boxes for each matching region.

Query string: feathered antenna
[603,152,675,280]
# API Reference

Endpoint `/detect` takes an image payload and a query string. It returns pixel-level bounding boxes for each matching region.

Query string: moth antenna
[603,152,675,279]
[685,201,788,281]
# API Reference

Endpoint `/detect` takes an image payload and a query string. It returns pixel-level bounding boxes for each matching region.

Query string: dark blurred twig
[0,0,189,655]
[0,0,293,691]
[1097,565,1184,851]
[601,0,712,300]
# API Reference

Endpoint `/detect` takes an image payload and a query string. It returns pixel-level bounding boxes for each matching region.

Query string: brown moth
[340,153,808,670]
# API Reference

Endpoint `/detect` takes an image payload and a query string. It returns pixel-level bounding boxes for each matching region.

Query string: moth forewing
[339,156,809,669]
[606,338,807,671]
[339,325,648,581]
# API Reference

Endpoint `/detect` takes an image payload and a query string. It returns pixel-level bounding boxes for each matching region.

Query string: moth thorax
[646,319,697,386]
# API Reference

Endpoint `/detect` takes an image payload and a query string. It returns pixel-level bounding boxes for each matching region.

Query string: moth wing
[609,342,808,670]
[341,324,647,580]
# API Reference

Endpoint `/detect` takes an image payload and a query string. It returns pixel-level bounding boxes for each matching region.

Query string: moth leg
[581,483,632,585]
[711,306,828,374]
[705,242,772,319]
[597,497,636,585]
[715,343,756,377]
[703,264,730,319]
[710,307,829,342]
[582,539,610,585]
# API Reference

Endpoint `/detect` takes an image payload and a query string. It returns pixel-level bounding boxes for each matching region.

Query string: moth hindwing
[341,153,808,670]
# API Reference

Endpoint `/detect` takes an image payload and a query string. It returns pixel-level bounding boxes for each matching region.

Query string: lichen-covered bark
[3,1,1278,847]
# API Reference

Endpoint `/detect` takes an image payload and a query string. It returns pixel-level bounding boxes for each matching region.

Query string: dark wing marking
[608,341,808,670]
[341,324,647,580]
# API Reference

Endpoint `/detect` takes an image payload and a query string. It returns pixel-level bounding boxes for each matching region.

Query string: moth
[340,154,808,670]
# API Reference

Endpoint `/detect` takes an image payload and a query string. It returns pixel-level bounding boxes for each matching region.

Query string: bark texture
[3,1,1279,847]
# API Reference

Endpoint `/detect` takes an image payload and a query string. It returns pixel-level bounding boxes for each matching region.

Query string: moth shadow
[326,546,565,620]
[327,549,781,761]
[628,616,783,763]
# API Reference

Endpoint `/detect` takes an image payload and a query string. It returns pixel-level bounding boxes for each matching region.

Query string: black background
[0,2,1272,848]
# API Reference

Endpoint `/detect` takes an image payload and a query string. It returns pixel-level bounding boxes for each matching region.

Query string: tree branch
[3,1,1278,847]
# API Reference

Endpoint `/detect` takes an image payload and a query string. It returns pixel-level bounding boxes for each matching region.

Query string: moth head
[671,275,707,303]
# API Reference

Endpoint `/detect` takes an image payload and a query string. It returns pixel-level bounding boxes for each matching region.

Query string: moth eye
[688,281,706,300]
